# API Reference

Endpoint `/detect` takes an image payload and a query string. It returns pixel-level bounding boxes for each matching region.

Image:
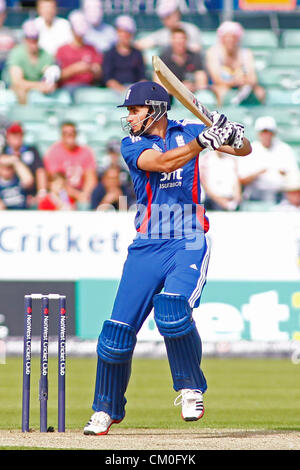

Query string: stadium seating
[251,106,300,126]
[222,106,252,123]
[89,124,121,143]
[281,29,300,47]
[243,30,278,49]
[6,105,59,140]
[276,127,300,145]
[252,49,272,71]
[7,105,57,123]
[258,67,300,89]
[265,88,300,106]
[73,87,122,107]
[27,89,72,107]
[269,49,300,67]
[0,89,17,110]
[194,89,217,107]
[57,106,104,136]
[107,107,125,124]
[201,31,217,49]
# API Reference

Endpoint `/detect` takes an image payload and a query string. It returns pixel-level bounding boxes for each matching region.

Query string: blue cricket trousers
[111,234,210,332]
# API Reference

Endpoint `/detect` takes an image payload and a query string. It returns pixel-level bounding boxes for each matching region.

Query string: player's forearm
[220,137,252,157]
[138,139,202,173]
[160,140,203,173]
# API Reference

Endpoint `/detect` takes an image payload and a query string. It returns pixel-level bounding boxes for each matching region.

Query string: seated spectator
[4,122,48,206]
[6,19,57,104]
[99,138,136,206]
[200,150,242,211]
[272,172,300,212]
[206,21,265,106]
[102,15,146,93]
[238,116,299,204]
[135,0,203,53]
[156,28,208,93]
[43,121,97,208]
[0,154,34,210]
[0,0,18,76]
[91,166,129,211]
[56,10,102,97]
[34,0,73,56]
[82,0,117,53]
[38,172,75,210]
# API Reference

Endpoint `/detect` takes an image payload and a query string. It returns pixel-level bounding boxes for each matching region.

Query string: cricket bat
[152,55,213,127]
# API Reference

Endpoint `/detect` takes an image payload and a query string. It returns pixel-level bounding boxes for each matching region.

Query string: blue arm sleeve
[179,120,206,140]
[121,136,154,171]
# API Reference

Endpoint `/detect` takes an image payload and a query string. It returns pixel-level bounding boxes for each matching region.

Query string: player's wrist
[195,135,205,150]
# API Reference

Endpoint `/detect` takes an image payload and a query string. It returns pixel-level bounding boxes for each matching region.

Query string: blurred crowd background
[0,0,300,213]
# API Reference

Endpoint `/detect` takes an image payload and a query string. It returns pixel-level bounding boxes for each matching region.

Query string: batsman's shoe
[83,411,122,435]
[174,389,204,421]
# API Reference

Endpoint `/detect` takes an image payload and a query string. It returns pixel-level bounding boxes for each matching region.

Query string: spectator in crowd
[4,122,48,206]
[90,166,129,211]
[238,116,299,204]
[206,21,266,107]
[43,121,97,208]
[99,138,136,206]
[157,28,208,93]
[55,10,102,97]
[34,0,73,56]
[200,150,242,211]
[38,171,75,210]
[0,153,34,210]
[102,15,146,93]
[7,19,57,104]
[135,0,203,53]
[82,0,117,54]
[273,172,300,211]
[0,0,18,76]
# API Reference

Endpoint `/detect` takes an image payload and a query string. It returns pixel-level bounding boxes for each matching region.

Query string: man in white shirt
[134,0,203,53]
[34,0,73,56]
[238,116,299,203]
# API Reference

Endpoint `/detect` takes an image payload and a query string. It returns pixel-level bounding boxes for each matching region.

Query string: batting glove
[210,110,228,128]
[226,121,245,149]
[196,112,233,151]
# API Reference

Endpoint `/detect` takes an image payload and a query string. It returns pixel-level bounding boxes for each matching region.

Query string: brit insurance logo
[159,168,183,189]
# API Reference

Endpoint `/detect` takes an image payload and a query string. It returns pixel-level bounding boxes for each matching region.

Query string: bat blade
[152,55,213,127]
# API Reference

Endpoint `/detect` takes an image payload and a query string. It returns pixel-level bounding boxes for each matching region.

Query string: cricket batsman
[84,81,251,435]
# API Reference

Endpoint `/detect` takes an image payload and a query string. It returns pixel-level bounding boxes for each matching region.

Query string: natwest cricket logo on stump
[159,168,183,189]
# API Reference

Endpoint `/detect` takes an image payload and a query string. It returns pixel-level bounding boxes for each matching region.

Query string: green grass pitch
[1,356,300,431]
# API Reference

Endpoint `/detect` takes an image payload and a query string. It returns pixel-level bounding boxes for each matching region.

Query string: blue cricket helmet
[117,81,171,110]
